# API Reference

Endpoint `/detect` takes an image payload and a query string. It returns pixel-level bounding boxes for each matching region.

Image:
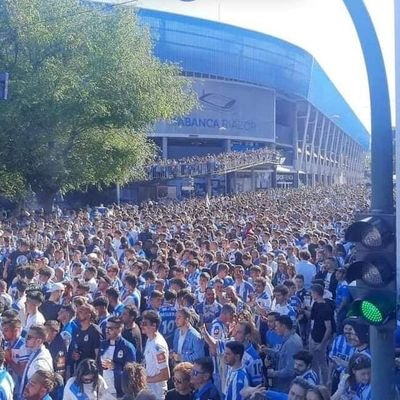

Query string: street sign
[0,73,9,100]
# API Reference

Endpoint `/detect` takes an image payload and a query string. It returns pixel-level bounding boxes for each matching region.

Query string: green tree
[0,0,195,211]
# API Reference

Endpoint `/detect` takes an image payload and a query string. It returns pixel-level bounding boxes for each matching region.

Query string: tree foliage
[0,0,196,208]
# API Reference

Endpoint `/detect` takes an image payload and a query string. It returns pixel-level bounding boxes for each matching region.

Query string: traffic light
[345,213,396,325]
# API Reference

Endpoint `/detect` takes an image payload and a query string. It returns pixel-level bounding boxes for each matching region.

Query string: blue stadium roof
[138,8,370,149]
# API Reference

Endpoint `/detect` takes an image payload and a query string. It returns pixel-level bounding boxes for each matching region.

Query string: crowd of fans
[0,185,398,400]
[146,147,279,179]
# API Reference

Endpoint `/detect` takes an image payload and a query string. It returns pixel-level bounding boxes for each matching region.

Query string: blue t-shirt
[336,281,351,308]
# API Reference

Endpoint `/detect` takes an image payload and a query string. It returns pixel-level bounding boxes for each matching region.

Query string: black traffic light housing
[345,213,396,325]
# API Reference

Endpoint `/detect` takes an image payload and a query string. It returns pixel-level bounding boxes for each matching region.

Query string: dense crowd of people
[146,147,278,179]
[0,185,398,400]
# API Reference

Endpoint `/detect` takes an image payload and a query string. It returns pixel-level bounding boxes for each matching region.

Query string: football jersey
[225,366,249,400]
[144,332,169,398]
[159,304,177,344]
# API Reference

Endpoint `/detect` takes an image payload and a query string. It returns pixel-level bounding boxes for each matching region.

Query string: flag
[205,193,211,208]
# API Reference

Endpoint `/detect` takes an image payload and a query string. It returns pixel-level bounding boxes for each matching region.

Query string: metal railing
[144,148,280,181]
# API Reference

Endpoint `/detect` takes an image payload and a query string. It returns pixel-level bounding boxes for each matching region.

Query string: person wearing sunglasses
[191,357,220,400]
[63,358,109,400]
[166,362,193,400]
[20,325,54,397]
[99,316,136,398]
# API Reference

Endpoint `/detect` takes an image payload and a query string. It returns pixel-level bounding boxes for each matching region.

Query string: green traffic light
[361,300,384,324]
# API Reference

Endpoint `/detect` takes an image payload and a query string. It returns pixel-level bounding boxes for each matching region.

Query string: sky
[114,0,396,133]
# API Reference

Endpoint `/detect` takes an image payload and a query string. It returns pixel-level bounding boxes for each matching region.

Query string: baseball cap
[48,283,65,293]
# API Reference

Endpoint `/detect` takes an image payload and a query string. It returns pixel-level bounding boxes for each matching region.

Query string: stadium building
[91,0,370,202]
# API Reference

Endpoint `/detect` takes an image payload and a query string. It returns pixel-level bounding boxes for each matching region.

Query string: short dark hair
[310,283,324,297]
[290,377,311,392]
[225,341,245,360]
[293,350,313,366]
[106,287,120,300]
[27,290,44,304]
[221,303,236,315]
[123,305,139,321]
[124,274,138,288]
[164,290,177,302]
[193,357,214,376]
[150,290,163,300]
[107,316,124,328]
[273,284,289,296]
[142,310,160,330]
[276,315,293,330]
[28,324,48,341]
[283,280,295,288]
[60,304,75,317]
[93,296,109,308]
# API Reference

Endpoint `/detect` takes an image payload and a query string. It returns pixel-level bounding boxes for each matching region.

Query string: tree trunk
[35,190,57,214]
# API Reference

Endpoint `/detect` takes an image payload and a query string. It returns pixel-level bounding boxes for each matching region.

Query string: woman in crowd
[121,362,148,400]
[63,359,109,400]
[331,353,371,400]
[166,362,193,400]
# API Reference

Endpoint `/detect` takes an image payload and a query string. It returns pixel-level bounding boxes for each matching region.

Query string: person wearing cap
[24,291,46,336]
[40,283,65,321]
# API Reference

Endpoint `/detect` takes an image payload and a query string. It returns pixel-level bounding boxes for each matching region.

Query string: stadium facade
[90,1,370,201]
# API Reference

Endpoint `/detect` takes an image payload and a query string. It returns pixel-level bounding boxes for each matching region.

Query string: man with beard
[67,304,101,376]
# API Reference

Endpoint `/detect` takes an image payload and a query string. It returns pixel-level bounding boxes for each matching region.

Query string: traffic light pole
[342,1,395,399]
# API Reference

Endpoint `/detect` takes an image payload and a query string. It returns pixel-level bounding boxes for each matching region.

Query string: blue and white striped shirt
[225,367,249,400]
[234,281,254,302]
[329,334,354,373]
[299,369,319,386]
[0,368,14,400]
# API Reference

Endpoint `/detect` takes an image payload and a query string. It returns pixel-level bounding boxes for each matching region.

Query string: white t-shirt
[100,343,116,395]
[144,332,169,399]
[24,311,46,332]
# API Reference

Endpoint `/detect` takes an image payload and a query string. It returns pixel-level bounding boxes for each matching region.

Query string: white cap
[48,282,65,293]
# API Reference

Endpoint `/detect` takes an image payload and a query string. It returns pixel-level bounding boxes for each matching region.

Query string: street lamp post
[342,1,395,399]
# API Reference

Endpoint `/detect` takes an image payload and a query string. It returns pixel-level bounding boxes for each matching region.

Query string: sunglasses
[173,377,184,384]
[26,335,39,341]
[191,370,206,377]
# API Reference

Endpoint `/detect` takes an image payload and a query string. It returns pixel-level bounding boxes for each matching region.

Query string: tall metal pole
[342,2,395,399]
[342,0,393,213]
[395,0,400,329]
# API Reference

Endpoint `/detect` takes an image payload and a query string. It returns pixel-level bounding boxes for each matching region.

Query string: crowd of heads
[0,184,396,400]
